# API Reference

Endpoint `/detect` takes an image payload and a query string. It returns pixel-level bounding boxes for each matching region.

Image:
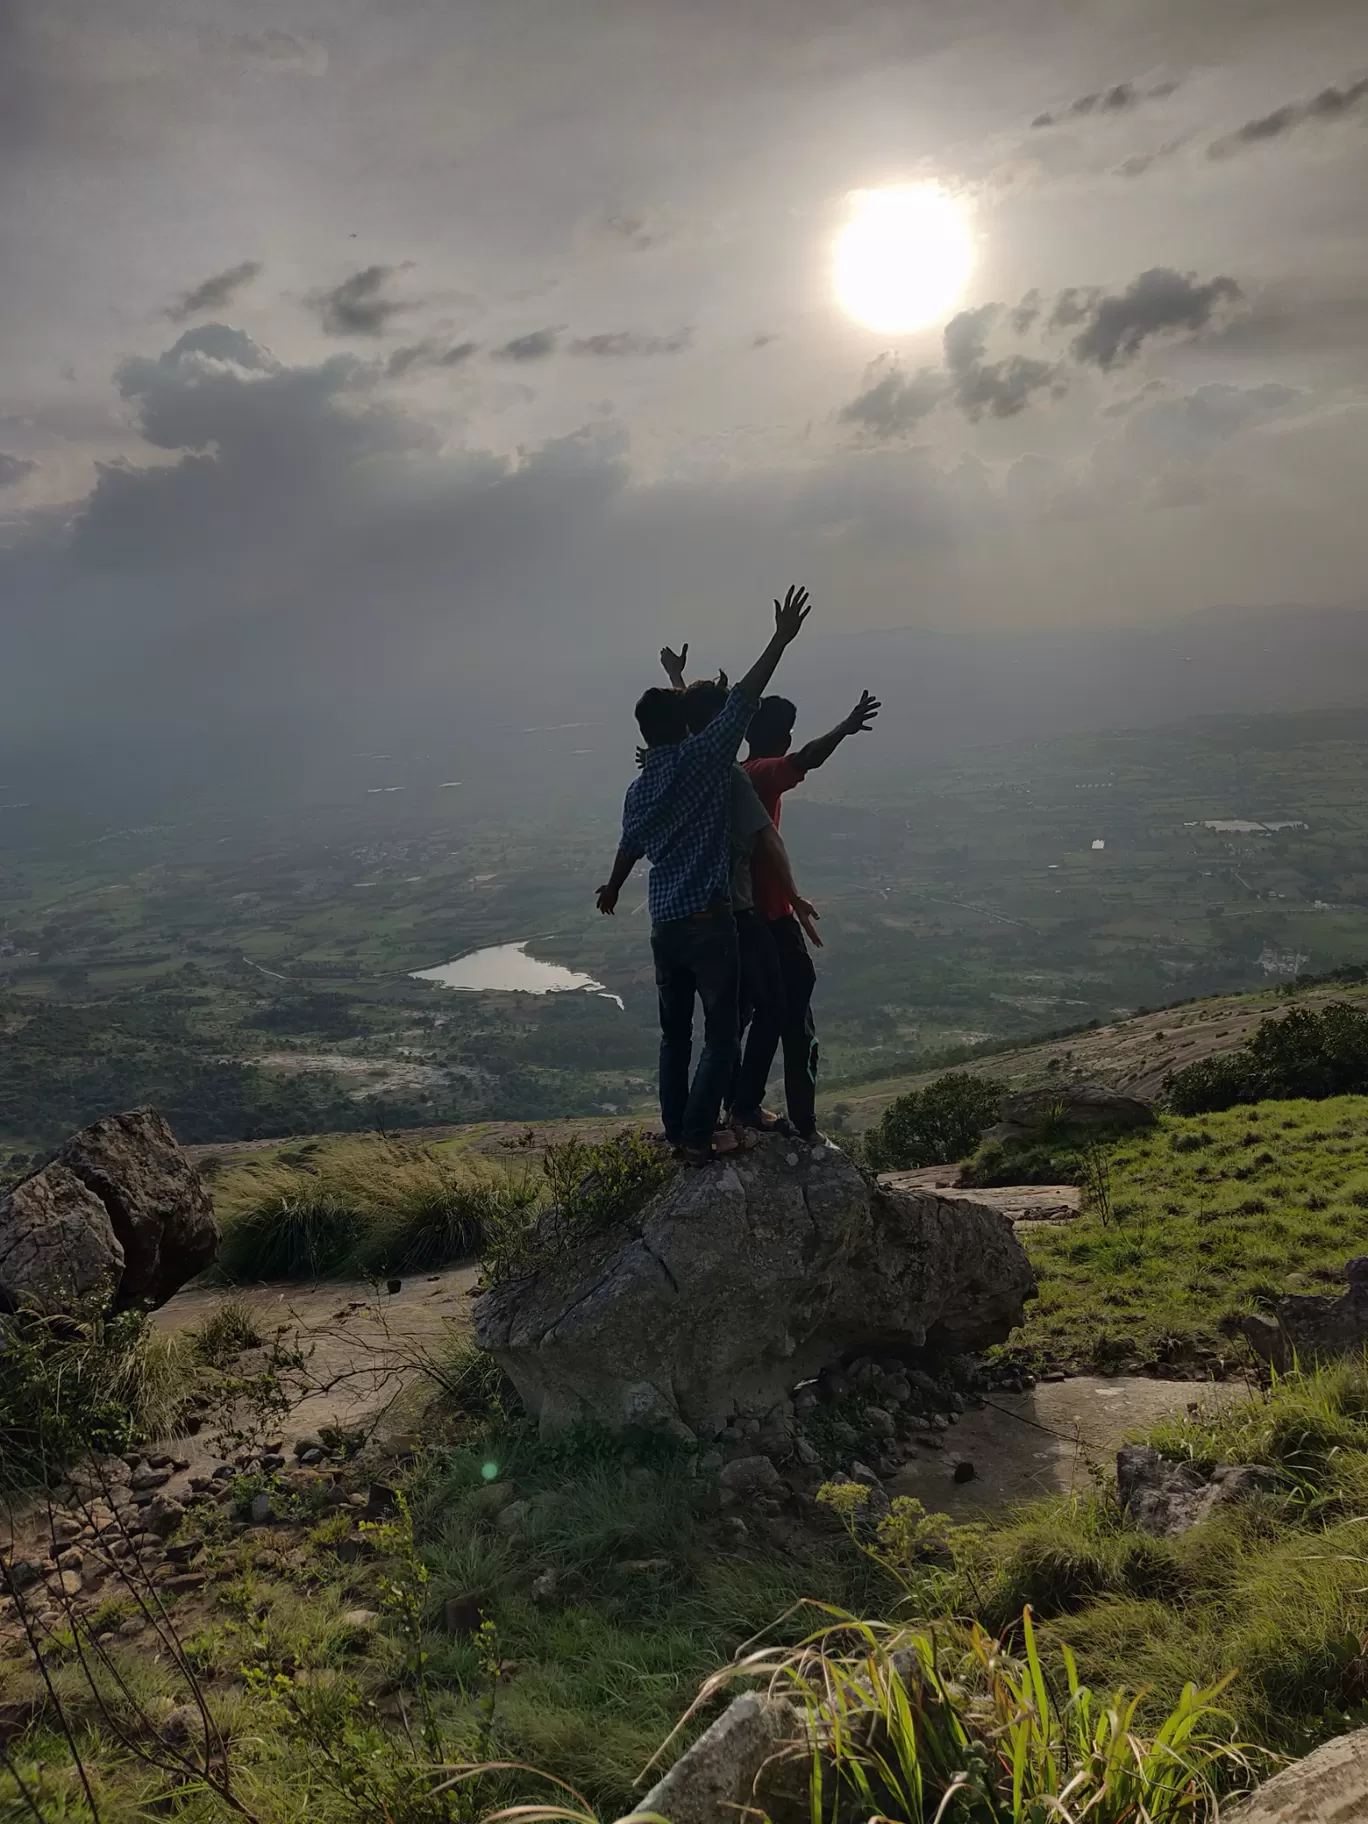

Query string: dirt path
[891,1375,1244,1518]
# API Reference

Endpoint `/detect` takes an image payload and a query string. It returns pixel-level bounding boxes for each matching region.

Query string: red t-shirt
[742,755,807,921]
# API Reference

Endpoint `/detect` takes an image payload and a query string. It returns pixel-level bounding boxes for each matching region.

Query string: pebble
[719,1516,749,1547]
[952,1460,977,1484]
[340,1608,380,1630]
[496,1500,533,1535]
[531,1570,559,1603]
[863,1406,896,1440]
[916,1436,946,1452]
[117,1616,146,1638]
[250,1493,272,1524]
[130,1467,171,1492]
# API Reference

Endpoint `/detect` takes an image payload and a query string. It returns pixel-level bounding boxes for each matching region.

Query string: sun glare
[834,184,974,336]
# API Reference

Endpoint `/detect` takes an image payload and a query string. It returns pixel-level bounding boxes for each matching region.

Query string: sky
[1,0,1366,751]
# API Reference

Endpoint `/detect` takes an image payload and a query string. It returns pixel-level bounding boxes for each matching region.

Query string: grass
[212,1139,537,1282]
[1008,1095,1368,1373]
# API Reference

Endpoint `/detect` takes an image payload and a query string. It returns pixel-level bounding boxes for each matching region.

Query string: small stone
[130,1466,170,1492]
[144,1496,185,1539]
[365,1483,399,1520]
[293,1435,324,1461]
[717,1455,783,1498]
[1042,1370,1067,1383]
[882,1376,911,1406]
[737,1416,761,1438]
[249,1493,272,1524]
[3,1562,41,1592]
[952,1460,977,1484]
[210,1465,234,1482]
[946,1391,967,1413]
[188,1476,213,1493]
[164,1572,206,1596]
[300,1448,326,1467]
[697,1450,724,1477]
[386,1279,403,1295]
[170,1457,191,1473]
[471,1481,517,1517]
[55,1571,84,1598]
[719,1516,749,1547]
[785,1152,799,1167]
[340,1608,380,1630]
[56,1547,83,1572]
[346,1492,369,1510]
[496,1500,533,1535]
[387,1433,424,1461]
[531,1569,558,1603]
[793,1388,819,1418]
[795,1436,820,1468]
[917,1435,945,1451]
[849,1461,881,1488]
[863,1406,896,1440]
[830,1421,859,1448]
[261,1454,286,1473]
[442,1590,486,1635]
[117,1616,146,1638]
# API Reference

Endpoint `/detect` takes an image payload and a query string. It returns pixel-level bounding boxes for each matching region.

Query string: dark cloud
[1067,268,1243,369]
[492,328,559,361]
[943,305,1057,420]
[752,332,780,349]
[1049,287,1101,330]
[839,357,944,437]
[568,329,693,357]
[0,453,38,488]
[1008,290,1041,335]
[1210,75,1368,158]
[312,266,416,337]
[386,339,480,379]
[167,260,263,321]
[1031,77,1178,129]
[604,213,666,251]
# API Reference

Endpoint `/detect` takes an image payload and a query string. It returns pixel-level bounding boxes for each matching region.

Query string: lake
[411,941,623,1008]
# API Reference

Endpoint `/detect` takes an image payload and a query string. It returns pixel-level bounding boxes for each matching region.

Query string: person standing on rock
[595,587,812,1165]
[736,687,879,1141]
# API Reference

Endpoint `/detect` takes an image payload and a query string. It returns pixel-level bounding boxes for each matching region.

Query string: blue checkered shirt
[621,686,753,923]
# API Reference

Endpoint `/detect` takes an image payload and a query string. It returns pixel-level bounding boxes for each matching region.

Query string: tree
[863,1072,1005,1172]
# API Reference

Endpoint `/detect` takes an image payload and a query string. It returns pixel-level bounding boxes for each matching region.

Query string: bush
[862,1072,1006,1173]
[1167,1002,1368,1114]
[0,1302,189,1489]
[215,1141,534,1281]
[483,1128,675,1284]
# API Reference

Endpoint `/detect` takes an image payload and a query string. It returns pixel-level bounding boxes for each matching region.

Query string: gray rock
[1117,1445,1279,1537]
[1227,1724,1368,1822]
[340,1608,380,1630]
[0,1165,125,1314]
[249,1493,272,1524]
[863,1406,896,1439]
[794,1437,820,1468]
[531,1569,559,1603]
[144,1496,185,1539]
[986,1083,1156,1144]
[0,1107,217,1316]
[496,1499,533,1535]
[717,1455,783,1499]
[471,1480,517,1516]
[1243,1261,1368,1372]
[474,1140,1034,1438]
[636,1692,798,1824]
[882,1375,911,1406]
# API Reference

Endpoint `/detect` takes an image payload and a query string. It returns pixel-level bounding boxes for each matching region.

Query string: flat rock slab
[889,1375,1240,1517]
[878,1172,1081,1225]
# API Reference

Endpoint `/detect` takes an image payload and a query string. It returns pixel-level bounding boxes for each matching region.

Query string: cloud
[943,305,1058,420]
[604,213,667,251]
[167,260,263,321]
[492,328,559,361]
[386,340,480,379]
[1093,380,1304,508]
[311,266,416,337]
[1066,268,1243,369]
[568,329,693,357]
[1008,291,1041,335]
[1210,75,1368,158]
[1031,77,1178,129]
[0,453,38,488]
[232,30,329,74]
[839,357,945,437]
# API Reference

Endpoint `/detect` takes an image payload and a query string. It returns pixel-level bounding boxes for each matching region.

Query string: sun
[834,184,974,335]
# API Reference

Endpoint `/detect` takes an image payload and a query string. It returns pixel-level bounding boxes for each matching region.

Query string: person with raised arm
[595,587,812,1165]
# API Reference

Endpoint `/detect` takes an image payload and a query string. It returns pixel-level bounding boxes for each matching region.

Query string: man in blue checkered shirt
[596,586,812,1162]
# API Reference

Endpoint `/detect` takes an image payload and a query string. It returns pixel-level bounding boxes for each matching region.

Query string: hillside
[822,972,1368,1130]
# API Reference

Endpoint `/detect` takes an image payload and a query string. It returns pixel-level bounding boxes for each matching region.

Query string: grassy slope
[1010,1095,1368,1373]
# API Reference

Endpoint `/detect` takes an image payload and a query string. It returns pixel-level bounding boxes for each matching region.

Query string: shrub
[0,1302,189,1488]
[483,1128,675,1285]
[863,1072,1006,1172]
[192,1297,263,1365]
[216,1174,367,1280]
[1167,1002,1368,1114]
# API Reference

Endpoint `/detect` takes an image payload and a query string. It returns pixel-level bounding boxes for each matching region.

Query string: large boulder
[985,1082,1156,1144]
[1242,1257,1368,1373]
[474,1136,1036,1440]
[1227,1724,1368,1821]
[0,1107,217,1315]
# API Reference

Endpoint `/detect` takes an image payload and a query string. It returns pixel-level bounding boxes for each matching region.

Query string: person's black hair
[681,676,728,734]
[748,694,797,755]
[635,687,689,748]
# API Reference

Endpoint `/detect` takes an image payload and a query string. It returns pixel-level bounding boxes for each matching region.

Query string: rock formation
[1226,1723,1368,1822]
[1117,1444,1278,1537]
[985,1082,1156,1144]
[474,1136,1035,1440]
[0,1107,218,1315]
[1242,1257,1368,1372]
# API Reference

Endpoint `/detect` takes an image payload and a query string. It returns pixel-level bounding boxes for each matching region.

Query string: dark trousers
[732,912,818,1133]
[651,908,739,1148]
[729,912,785,1117]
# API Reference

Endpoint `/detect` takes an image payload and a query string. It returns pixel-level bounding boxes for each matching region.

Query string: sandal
[679,1129,741,1167]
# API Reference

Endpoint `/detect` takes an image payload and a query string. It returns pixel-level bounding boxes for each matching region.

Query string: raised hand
[794,896,823,948]
[843,689,881,736]
[659,642,688,688]
[773,585,811,645]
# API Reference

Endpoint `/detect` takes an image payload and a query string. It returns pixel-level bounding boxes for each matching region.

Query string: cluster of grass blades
[213,1139,537,1282]
[658,1606,1256,1824]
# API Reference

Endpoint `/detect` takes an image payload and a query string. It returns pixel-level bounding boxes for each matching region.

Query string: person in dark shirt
[595,588,812,1163]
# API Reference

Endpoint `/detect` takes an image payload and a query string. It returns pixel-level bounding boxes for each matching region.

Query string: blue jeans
[651,908,739,1148]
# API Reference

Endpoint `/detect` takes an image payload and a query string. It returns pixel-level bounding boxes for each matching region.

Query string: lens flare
[835,184,974,335]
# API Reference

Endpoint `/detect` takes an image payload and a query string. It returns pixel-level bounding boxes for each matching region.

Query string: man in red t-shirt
[734,688,879,1137]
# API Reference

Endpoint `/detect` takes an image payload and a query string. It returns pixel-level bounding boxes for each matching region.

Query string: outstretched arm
[595,845,641,914]
[754,824,822,948]
[792,689,880,773]
[737,586,811,703]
